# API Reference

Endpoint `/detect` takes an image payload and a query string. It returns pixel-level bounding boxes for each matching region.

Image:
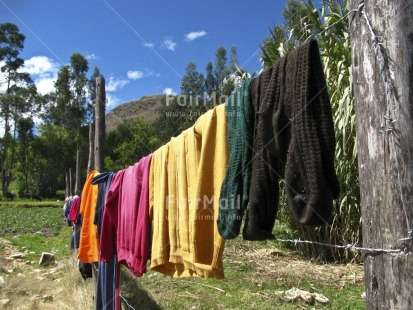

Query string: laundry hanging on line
[64,37,340,309]
[220,38,340,241]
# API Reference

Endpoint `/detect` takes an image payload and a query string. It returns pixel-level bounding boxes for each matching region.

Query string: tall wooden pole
[349,1,413,309]
[74,150,81,195]
[94,76,105,172]
[65,172,69,198]
[87,123,95,173]
[69,168,73,196]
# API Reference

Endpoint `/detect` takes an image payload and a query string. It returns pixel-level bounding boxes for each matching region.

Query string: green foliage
[154,96,205,143]
[45,53,89,132]
[70,53,89,129]
[110,118,161,168]
[229,45,239,73]
[0,22,35,193]
[261,0,360,262]
[180,61,205,97]
[204,61,216,97]
[33,124,78,197]
[87,67,102,122]
[0,206,65,236]
[283,0,308,32]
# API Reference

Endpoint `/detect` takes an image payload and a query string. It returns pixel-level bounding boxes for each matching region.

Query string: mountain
[105,94,165,132]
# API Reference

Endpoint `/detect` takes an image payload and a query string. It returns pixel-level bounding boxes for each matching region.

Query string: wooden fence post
[94,76,106,172]
[349,1,413,308]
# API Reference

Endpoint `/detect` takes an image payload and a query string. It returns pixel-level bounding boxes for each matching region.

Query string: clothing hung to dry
[69,38,339,310]
[149,104,228,279]
[219,38,339,241]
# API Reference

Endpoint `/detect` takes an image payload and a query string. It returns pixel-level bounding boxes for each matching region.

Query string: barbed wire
[276,238,410,255]
[119,293,136,310]
[358,2,412,237]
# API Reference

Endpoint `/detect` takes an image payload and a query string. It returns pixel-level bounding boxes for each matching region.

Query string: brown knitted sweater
[243,39,340,241]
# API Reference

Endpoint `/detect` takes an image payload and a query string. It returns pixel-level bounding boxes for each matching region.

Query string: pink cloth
[100,154,153,277]
[68,196,80,225]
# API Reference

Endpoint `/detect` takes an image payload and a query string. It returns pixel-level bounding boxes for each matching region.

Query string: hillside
[105,94,165,132]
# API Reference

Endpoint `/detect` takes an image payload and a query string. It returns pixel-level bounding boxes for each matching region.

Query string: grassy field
[0,204,65,236]
[0,201,366,309]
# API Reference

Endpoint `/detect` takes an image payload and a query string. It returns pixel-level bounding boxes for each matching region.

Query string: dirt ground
[0,238,94,310]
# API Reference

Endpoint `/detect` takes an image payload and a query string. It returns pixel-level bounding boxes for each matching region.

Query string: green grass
[0,200,63,208]
[0,205,65,236]
[0,203,366,309]
[6,226,73,262]
[118,236,366,310]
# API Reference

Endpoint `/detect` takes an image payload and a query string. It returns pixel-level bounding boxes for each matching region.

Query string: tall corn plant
[261,0,361,262]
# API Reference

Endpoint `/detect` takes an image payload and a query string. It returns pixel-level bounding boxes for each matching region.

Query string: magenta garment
[100,154,153,277]
[68,196,80,225]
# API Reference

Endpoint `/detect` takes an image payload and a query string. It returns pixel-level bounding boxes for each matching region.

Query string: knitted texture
[243,39,339,241]
[218,78,254,239]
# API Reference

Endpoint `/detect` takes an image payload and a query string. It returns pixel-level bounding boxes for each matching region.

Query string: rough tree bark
[349,1,413,309]
[94,76,105,172]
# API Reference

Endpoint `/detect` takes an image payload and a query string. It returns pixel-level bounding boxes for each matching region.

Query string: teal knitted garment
[217,78,253,239]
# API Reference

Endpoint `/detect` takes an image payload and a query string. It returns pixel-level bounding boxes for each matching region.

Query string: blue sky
[1,0,288,111]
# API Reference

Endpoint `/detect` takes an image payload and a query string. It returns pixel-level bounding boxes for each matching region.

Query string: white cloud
[161,37,177,51]
[127,70,144,80]
[143,42,154,48]
[106,76,129,92]
[18,56,59,95]
[35,76,57,95]
[106,93,123,111]
[127,69,157,80]
[85,53,98,60]
[163,87,176,96]
[22,56,57,75]
[185,30,207,42]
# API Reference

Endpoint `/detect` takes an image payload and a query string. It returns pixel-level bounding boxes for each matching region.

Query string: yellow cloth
[149,104,228,278]
[78,170,100,263]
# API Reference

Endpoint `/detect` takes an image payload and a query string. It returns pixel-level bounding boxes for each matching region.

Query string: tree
[214,47,229,91]
[283,0,308,32]
[204,61,216,98]
[180,61,205,97]
[70,53,89,130]
[260,0,308,65]
[88,67,102,123]
[229,45,239,73]
[114,118,160,168]
[40,53,90,197]
[15,117,35,195]
[34,123,75,197]
[46,65,72,127]
[0,22,33,193]
[154,96,195,143]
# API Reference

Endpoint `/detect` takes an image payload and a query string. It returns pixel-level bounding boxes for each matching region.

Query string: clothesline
[275,238,411,255]
[69,37,347,310]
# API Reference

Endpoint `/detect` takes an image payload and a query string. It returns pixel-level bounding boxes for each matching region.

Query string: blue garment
[96,255,119,310]
[92,172,115,238]
[92,172,119,310]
